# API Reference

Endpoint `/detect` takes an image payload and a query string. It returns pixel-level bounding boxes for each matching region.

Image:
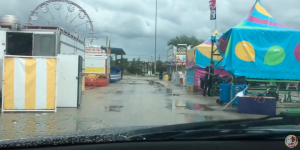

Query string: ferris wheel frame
[27,0,94,43]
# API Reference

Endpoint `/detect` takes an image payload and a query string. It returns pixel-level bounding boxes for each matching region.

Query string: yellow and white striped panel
[85,67,105,73]
[3,57,57,111]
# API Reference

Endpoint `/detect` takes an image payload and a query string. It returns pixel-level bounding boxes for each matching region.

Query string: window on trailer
[6,32,33,56]
[5,32,56,56]
[33,34,56,56]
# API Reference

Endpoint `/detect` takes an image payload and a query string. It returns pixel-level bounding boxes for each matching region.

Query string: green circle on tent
[264,46,285,66]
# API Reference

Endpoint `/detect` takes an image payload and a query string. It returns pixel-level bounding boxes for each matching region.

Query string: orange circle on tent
[235,41,255,62]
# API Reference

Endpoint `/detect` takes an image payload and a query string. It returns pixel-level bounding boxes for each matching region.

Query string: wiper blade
[127,129,300,141]
[128,114,300,140]
[166,129,300,140]
[214,114,300,129]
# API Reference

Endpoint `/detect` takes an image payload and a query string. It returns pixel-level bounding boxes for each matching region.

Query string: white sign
[167,46,177,62]
[85,45,106,54]
[177,47,187,52]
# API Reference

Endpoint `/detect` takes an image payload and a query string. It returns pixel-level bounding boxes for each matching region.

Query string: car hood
[1,123,300,148]
[0,125,158,147]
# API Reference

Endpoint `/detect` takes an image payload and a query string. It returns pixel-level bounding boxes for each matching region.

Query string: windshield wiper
[131,129,300,140]
[127,114,300,140]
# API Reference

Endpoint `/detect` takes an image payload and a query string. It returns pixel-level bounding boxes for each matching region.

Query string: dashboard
[10,140,286,150]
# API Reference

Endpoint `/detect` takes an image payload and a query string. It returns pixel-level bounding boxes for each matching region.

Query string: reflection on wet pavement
[184,114,219,122]
[186,102,214,111]
[0,77,263,141]
[105,106,123,112]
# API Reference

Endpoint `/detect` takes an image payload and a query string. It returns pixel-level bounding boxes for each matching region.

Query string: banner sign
[209,0,216,20]
[85,45,106,55]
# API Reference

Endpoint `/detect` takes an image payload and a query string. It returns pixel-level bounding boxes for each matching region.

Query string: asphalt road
[0,76,264,141]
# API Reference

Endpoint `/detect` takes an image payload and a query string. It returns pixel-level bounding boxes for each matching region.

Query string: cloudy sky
[1,0,299,61]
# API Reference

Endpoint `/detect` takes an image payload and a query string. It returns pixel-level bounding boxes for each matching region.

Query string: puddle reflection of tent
[176,100,186,107]
[185,115,214,122]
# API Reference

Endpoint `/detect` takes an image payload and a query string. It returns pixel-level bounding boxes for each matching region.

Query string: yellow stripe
[85,67,105,73]
[255,2,273,18]
[46,58,56,109]
[3,58,15,109]
[212,30,218,35]
[24,58,36,110]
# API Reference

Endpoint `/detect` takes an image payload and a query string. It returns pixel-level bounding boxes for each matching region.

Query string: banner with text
[209,0,216,20]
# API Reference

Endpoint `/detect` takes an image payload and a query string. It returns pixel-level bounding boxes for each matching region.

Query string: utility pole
[147,60,149,75]
[154,0,157,74]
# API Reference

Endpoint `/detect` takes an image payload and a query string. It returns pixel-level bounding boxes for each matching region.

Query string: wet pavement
[0,76,273,141]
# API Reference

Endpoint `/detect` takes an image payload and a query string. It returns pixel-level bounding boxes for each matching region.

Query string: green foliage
[110,57,167,75]
[167,35,204,47]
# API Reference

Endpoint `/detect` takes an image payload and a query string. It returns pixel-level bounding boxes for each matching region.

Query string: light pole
[154,0,157,74]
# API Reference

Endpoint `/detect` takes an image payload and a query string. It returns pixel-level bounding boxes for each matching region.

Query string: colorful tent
[217,0,300,80]
[195,30,223,69]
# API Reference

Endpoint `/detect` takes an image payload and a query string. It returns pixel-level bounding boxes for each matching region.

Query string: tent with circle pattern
[195,30,223,69]
[216,0,300,80]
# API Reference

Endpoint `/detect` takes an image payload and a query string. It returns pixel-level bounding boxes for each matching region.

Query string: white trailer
[0,15,85,109]
[0,25,85,88]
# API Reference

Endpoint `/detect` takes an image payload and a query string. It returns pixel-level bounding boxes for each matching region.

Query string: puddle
[165,101,172,109]
[105,106,123,112]
[155,82,164,87]
[166,88,172,93]
[185,102,213,111]
[148,80,155,84]
[167,93,180,96]
[115,91,123,94]
[174,100,214,111]
[128,83,139,84]
[156,87,162,91]
[184,114,219,122]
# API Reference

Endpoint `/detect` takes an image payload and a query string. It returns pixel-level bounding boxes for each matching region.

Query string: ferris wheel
[27,0,95,43]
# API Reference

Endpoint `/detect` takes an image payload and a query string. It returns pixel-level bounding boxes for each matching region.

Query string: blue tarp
[186,68,195,85]
[217,0,300,80]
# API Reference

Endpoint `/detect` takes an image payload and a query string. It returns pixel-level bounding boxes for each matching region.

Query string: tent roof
[197,30,219,46]
[234,0,292,30]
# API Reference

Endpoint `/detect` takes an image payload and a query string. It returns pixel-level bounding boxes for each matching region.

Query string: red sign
[209,0,216,10]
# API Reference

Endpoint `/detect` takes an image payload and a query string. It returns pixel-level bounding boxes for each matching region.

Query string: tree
[129,58,136,73]
[167,35,204,47]
[109,55,115,66]
[155,60,165,73]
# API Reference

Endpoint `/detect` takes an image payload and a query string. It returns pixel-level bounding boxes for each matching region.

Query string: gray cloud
[0,0,299,61]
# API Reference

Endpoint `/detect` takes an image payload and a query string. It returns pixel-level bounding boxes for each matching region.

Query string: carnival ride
[27,0,94,43]
[212,0,300,105]
[110,67,122,83]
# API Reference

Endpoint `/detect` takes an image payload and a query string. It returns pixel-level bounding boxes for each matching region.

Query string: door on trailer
[56,55,81,107]
[77,56,83,106]
[33,33,56,56]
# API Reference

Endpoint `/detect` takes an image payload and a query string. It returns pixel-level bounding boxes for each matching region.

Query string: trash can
[159,74,163,80]
[163,74,169,81]
[219,83,231,103]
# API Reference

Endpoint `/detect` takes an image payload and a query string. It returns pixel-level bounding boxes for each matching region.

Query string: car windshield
[0,0,300,146]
